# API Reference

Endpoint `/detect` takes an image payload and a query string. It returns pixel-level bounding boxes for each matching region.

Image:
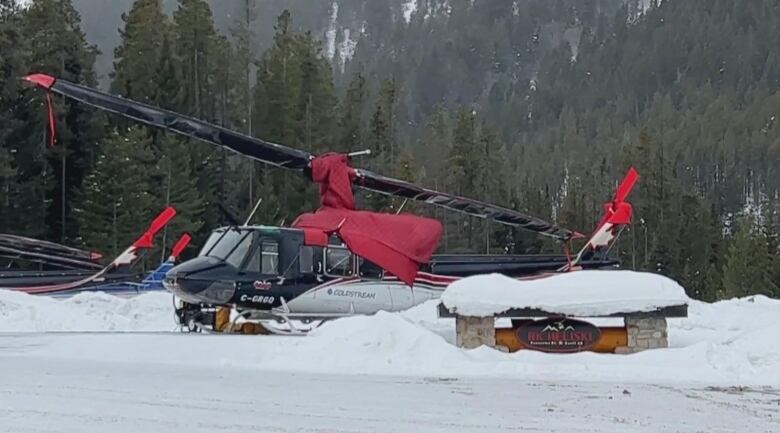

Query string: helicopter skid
[174,300,330,335]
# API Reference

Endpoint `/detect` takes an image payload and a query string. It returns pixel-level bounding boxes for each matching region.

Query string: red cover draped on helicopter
[293,154,443,286]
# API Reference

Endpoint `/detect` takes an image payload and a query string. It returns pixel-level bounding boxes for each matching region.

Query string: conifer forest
[1,0,780,301]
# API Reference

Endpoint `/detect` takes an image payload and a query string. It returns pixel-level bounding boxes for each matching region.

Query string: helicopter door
[318,246,392,314]
[240,238,279,293]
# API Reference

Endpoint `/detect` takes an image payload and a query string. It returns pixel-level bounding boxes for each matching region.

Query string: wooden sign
[516,318,601,353]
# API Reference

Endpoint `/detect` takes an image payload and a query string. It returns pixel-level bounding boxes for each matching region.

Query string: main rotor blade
[25,74,576,241]
[24,74,312,170]
[354,169,577,241]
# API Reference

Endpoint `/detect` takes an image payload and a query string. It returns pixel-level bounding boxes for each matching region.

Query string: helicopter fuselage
[163,225,619,322]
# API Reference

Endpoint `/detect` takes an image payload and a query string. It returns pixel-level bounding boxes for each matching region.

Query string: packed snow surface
[1,288,779,387]
[441,271,690,317]
[1,290,779,432]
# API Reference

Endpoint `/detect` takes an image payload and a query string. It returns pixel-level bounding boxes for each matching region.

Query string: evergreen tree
[20,0,102,242]
[338,71,368,153]
[111,0,169,104]
[76,127,157,257]
[155,135,205,260]
[0,1,24,232]
[375,77,399,169]
[229,0,259,216]
[252,10,337,220]
[720,216,778,299]
[446,108,481,251]
[171,0,220,119]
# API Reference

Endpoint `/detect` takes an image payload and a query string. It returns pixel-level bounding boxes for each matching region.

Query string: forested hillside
[1,0,779,300]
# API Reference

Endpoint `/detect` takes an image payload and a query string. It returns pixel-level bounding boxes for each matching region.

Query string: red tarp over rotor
[293,154,443,286]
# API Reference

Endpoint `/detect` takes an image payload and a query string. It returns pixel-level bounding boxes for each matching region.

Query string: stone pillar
[616,316,668,354]
[455,315,496,349]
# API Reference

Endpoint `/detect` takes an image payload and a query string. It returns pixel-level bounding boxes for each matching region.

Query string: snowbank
[0,289,175,332]
[441,271,690,317]
[2,288,779,386]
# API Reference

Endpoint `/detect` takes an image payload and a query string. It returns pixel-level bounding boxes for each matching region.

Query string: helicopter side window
[324,246,354,277]
[245,239,278,274]
[261,240,279,274]
[358,257,384,280]
[299,246,315,274]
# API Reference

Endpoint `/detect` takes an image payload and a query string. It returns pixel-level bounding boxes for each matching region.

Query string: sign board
[516,318,601,353]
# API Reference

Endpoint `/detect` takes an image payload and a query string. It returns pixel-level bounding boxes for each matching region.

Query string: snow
[0,289,175,332]
[325,2,339,59]
[441,271,690,317]
[324,1,356,71]
[3,358,778,433]
[1,290,780,431]
[402,0,418,23]
[1,288,779,387]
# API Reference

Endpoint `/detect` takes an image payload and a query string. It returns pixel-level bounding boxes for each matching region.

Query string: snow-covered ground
[1,289,779,432]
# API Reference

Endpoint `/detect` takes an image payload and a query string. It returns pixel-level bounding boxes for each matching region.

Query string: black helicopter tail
[8,207,177,295]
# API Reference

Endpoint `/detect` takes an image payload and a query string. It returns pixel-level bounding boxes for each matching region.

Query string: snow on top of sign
[441,270,690,317]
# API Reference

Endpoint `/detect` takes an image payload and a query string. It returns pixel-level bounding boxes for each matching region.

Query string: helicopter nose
[163,256,236,305]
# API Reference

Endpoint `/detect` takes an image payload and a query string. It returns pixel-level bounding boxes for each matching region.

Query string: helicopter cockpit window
[324,246,354,276]
[206,229,244,260]
[198,230,222,256]
[225,232,253,269]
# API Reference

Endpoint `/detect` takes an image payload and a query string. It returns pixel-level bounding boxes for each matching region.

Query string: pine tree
[720,216,778,299]
[0,1,23,232]
[111,0,169,104]
[154,33,183,111]
[446,108,482,251]
[375,77,399,170]
[338,71,368,153]
[172,0,220,119]
[252,10,338,220]
[475,122,511,253]
[76,127,157,257]
[155,135,205,260]
[295,29,337,154]
[229,0,259,215]
[20,0,102,242]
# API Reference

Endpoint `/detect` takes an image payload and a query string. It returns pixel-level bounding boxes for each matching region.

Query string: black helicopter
[25,73,638,334]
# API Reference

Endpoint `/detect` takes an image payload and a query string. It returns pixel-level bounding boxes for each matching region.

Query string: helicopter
[24,73,638,334]
[0,206,191,297]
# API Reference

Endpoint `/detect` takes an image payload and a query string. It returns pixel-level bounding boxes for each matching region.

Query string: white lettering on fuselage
[327,288,377,299]
[239,294,275,304]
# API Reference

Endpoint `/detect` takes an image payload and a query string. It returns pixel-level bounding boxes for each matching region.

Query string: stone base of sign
[616,316,668,354]
[455,315,496,349]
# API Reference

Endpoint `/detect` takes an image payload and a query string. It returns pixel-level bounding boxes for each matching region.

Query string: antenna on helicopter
[395,199,408,215]
[243,198,263,226]
[347,149,372,158]
[217,203,241,227]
